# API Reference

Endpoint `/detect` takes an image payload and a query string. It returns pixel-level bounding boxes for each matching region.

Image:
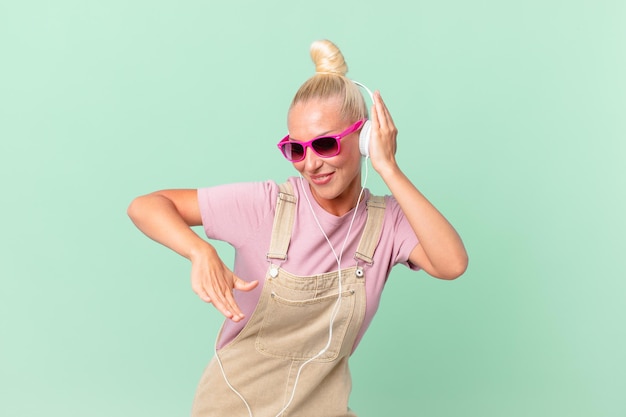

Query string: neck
[306,175,363,217]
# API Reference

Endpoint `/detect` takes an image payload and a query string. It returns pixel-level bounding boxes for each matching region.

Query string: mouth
[309,172,334,185]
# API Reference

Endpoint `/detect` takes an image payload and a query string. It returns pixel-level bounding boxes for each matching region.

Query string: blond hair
[290,40,368,121]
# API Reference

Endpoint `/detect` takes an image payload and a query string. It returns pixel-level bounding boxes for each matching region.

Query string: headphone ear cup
[359,120,371,157]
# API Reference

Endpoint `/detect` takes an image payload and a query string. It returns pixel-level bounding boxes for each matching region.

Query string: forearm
[379,164,468,278]
[127,193,212,261]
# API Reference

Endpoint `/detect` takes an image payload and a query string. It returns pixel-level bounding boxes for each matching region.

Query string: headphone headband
[352,80,374,101]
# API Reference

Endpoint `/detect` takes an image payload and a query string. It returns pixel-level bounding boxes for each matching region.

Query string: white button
[355,268,364,277]
[269,267,279,278]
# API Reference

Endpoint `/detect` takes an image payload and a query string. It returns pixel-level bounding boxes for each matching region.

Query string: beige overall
[191,182,386,417]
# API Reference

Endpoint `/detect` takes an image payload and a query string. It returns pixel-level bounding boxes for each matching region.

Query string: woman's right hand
[189,245,258,322]
[128,189,257,322]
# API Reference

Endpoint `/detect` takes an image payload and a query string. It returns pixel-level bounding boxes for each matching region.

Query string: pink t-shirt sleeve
[197,181,278,247]
[385,195,421,271]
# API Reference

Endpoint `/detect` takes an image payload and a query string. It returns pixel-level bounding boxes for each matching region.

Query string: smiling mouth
[310,172,334,184]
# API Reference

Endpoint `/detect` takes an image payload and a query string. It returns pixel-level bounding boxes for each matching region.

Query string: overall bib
[191,182,386,417]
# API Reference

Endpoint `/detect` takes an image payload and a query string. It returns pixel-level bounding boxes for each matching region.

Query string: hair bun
[310,39,348,76]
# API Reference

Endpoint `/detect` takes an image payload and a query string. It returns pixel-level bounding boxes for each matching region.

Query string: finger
[222,287,246,321]
[217,277,258,322]
[208,278,247,322]
[234,278,259,292]
[197,293,212,304]
[370,93,387,132]
[370,102,380,128]
[373,91,394,130]
[204,283,236,320]
[191,281,213,303]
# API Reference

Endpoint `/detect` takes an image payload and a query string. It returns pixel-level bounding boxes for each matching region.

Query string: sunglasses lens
[312,137,339,157]
[281,143,305,161]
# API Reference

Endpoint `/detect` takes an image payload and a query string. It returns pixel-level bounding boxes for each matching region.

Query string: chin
[313,181,351,202]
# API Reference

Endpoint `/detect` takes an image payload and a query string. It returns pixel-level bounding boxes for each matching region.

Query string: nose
[301,146,323,171]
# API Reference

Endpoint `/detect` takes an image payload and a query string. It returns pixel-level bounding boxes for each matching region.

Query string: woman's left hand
[366,92,468,280]
[368,91,399,176]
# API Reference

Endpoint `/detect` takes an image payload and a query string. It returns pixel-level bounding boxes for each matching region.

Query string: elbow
[438,253,469,280]
[127,199,135,219]
[127,195,146,223]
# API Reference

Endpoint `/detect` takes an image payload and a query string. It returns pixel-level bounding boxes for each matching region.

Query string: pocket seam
[255,289,356,362]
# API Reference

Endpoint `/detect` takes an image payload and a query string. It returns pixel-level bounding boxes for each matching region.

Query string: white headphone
[352,80,374,157]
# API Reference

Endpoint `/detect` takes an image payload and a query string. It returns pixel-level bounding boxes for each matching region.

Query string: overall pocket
[255,288,356,361]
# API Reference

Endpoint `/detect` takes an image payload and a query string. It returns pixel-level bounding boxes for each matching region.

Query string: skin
[287,96,364,216]
[127,91,468,323]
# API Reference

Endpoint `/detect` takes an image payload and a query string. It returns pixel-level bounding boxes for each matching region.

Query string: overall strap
[354,195,386,265]
[267,182,386,264]
[266,181,297,261]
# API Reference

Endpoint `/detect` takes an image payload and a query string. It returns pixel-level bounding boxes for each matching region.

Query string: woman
[128,39,467,417]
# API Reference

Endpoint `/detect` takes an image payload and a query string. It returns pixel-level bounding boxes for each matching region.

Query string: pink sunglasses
[277,120,366,162]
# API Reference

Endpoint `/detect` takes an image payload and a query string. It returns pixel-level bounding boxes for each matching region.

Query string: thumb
[233,277,259,292]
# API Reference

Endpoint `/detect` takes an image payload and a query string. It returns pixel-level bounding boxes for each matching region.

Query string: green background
[1,0,624,416]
